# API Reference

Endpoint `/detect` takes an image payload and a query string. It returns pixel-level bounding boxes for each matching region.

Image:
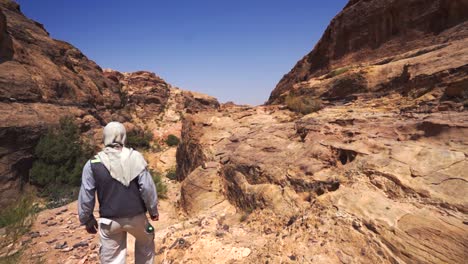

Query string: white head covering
[97,122,147,187]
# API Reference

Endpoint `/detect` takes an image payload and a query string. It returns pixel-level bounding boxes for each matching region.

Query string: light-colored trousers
[98,213,155,264]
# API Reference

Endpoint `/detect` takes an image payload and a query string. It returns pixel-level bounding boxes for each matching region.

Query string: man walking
[78,122,159,264]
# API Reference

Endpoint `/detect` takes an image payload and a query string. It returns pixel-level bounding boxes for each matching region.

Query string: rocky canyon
[0,0,467,263]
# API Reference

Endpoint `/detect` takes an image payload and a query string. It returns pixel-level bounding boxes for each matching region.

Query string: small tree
[165,167,177,181]
[165,134,180,146]
[29,117,92,205]
[150,169,167,199]
[0,194,38,258]
[126,129,153,150]
[285,95,323,115]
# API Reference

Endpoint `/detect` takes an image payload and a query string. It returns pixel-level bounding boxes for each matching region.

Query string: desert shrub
[0,250,22,264]
[152,143,163,152]
[29,117,92,206]
[165,167,177,181]
[165,134,180,146]
[324,67,350,79]
[126,129,153,150]
[285,95,323,115]
[42,185,80,209]
[239,206,254,222]
[0,195,38,249]
[150,170,167,199]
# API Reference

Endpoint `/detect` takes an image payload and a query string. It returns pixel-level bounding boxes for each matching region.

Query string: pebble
[56,208,68,215]
[78,255,89,264]
[73,241,89,248]
[30,231,41,238]
[89,253,98,261]
[55,241,68,250]
[21,237,32,245]
[46,238,58,244]
[61,247,74,252]
[31,252,45,258]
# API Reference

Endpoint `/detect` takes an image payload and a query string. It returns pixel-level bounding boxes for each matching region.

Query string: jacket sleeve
[78,160,96,225]
[138,169,159,217]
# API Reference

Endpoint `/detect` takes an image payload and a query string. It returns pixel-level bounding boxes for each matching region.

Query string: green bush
[0,195,38,249]
[165,167,177,181]
[29,117,92,206]
[285,95,323,115]
[150,170,167,199]
[324,67,350,79]
[126,129,153,150]
[0,250,22,264]
[0,196,38,229]
[41,185,80,209]
[165,134,180,146]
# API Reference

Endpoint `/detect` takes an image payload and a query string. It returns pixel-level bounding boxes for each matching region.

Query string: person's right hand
[85,218,98,234]
[150,214,159,221]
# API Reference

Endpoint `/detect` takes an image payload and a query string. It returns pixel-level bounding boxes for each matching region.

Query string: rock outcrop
[268,0,468,104]
[0,0,125,207]
[171,0,468,262]
[2,0,467,263]
[103,69,219,142]
[175,98,467,263]
[0,0,218,207]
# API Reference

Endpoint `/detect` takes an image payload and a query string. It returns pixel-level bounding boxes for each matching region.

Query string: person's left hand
[150,213,159,221]
[85,217,98,234]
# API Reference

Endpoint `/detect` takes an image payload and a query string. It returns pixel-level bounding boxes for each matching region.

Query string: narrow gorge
[0,0,467,263]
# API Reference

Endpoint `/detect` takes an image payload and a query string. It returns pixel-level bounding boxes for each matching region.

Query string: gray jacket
[78,159,158,225]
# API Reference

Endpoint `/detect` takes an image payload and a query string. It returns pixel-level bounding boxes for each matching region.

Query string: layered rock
[104,70,219,122]
[0,0,125,206]
[269,0,468,104]
[0,0,218,206]
[175,98,467,263]
[171,0,468,262]
[103,69,219,142]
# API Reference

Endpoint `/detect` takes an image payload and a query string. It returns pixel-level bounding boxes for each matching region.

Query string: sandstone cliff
[168,0,468,262]
[0,0,218,207]
[2,0,467,263]
[268,0,468,104]
[172,100,467,263]
[0,0,123,206]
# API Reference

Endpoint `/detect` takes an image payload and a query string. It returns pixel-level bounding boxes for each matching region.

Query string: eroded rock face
[0,0,219,206]
[104,69,219,122]
[269,0,468,103]
[103,69,219,143]
[0,0,127,206]
[175,98,467,262]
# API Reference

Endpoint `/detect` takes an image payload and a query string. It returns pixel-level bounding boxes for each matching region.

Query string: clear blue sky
[17,0,348,105]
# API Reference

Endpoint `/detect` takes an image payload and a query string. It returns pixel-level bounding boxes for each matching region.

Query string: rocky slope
[0,0,218,207]
[173,99,467,263]
[169,0,468,263]
[269,0,468,104]
[103,70,219,142]
[11,99,467,263]
[0,0,123,206]
[1,0,467,263]
[0,142,183,264]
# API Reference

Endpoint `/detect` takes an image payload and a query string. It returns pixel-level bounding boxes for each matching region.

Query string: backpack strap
[90,155,101,164]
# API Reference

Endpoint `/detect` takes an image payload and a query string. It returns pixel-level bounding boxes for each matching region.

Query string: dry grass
[285,95,323,115]
[0,194,39,262]
[324,67,351,79]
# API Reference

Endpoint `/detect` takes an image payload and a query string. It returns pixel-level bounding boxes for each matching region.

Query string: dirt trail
[8,147,182,264]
